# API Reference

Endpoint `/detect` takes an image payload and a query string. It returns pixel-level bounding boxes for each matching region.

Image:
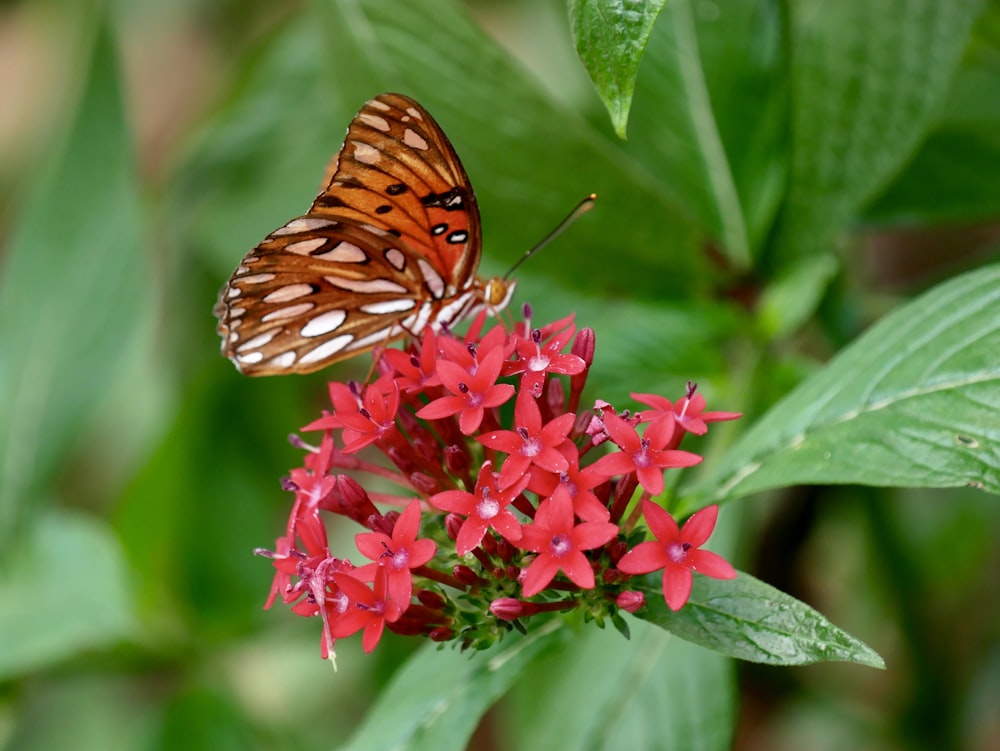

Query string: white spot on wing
[301,310,347,337]
[313,241,367,263]
[227,287,241,299]
[352,141,380,164]
[271,217,336,236]
[406,107,423,121]
[269,351,297,369]
[403,129,428,150]
[239,273,276,284]
[261,302,315,322]
[326,276,409,294]
[359,113,391,132]
[384,248,406,270]
[285,238,327,255]
[264,284,313,303]
[401,302,434,335]
[417,259,445,298]
[237,330,279,352]
[360,299,417,315]
[236,351,265,365]
[369,99,390,111]
[299,335,354,365]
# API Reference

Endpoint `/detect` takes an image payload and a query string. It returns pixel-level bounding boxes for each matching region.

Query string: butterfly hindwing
[215,93,506,377]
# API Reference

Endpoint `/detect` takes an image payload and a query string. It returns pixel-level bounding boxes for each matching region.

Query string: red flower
[429,462,528,555]
[504,317,585,397]
[477,393,575,488]
[381,329,441,392]
[527,444,612,523]
[416,344,514,434]
[633,385,741,437]
[516,493,619,596]
[354,499,437,608]
[331,568,402,653]
[589,412,702,495]
[617,501,736,611]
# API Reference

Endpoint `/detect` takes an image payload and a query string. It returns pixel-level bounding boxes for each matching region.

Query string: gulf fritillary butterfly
[214,92,516,376]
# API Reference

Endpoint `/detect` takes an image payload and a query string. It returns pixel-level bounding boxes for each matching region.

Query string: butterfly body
[215,93,514,376]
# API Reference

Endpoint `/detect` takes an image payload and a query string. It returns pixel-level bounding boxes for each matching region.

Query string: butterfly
[214,93,516,376]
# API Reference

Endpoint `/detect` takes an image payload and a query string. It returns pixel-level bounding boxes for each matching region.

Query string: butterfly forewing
[215,93,501,377]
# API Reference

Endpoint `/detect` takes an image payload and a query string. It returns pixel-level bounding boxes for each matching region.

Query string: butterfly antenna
[503,194,596,280]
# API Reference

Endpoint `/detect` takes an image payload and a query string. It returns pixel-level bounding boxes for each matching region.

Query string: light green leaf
[0,510,134,679]
[0,17,147,542]
[636,572,885,668]
[691,264,1000,504]
[620,0,755,267]
[756,254,839,339]
[568,0,669,138]
[506,620,734,751]
[775,0,984,258]
[338,624,562,751]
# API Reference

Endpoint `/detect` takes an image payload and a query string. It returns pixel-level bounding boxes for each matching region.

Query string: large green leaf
[0,510,133,679]
[774,0,983,258]
[338,624,562,751]
[635,572,884,668]
[865,5,1000,225]
[567,0,669,138]
[690,264,1000,505]
[505,620,734,751]
[0,17,147,542]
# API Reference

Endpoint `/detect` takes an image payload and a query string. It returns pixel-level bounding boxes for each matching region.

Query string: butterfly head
[483,276,517,313]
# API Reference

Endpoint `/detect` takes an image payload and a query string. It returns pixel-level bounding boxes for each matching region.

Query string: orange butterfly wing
[214,93,502,376]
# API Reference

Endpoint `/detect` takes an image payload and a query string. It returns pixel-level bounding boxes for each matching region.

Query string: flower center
[528,353,550,372]
[477,495,500,520]
[549,533,571,558]
[559,472,578,497]
[633,438,652,469]
[390,548,410,570]
[667,541,691,564]
[521,435,541,457]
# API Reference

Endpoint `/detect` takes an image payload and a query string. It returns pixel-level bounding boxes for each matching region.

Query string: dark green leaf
[635,572,884,668]
[568,0,669,138]
[775,0,984,258]
[691,264,1000,504]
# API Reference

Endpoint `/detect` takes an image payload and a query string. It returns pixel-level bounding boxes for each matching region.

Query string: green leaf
[775,0,984,258]
[568,0,669,138]
[338,624,562,751]
[0,16,147,542]
[635,572,885,668]
[691,264,1000,504]
[621,0,758,267]
[866,7,1000,225]
[0,510,134,679]
[506,620,734,751]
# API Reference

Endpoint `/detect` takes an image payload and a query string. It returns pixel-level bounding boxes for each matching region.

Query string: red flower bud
[616,590,645,613]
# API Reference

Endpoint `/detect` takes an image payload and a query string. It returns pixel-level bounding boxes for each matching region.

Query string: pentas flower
[254,307,741,660]
[617,501,737,610]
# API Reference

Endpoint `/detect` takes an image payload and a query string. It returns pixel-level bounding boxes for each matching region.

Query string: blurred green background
[1,0,999,749]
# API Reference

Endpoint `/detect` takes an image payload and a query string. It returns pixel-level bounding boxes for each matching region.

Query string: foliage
[1,1,998,750]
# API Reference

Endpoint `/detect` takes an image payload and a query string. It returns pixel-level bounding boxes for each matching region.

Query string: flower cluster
[256,309,740,659]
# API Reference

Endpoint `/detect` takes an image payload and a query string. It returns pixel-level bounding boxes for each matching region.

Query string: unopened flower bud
[429,627,455,642]
[409,472,439,494]
[616,591,645,613]
[443,444,471,477]
[490,597,524,621]
[417,590,446,609]
[445,513,463,541]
